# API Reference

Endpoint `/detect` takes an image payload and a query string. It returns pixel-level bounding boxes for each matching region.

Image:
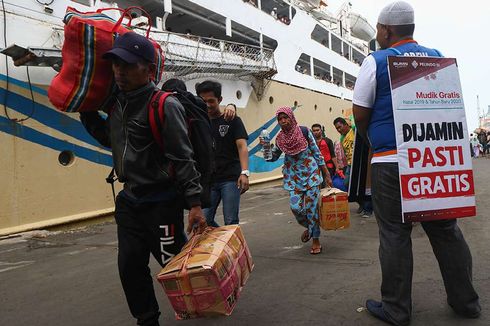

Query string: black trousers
[115,194,187,326]
[371,163,480,326]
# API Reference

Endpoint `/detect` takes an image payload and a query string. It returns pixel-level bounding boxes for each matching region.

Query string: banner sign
[388,56,476,222]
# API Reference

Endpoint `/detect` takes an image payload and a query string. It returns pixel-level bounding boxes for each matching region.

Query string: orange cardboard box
[157,225,253,320]
[319,188,350,230]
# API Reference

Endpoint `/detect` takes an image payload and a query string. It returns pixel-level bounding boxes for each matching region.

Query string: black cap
[103,32,155,64]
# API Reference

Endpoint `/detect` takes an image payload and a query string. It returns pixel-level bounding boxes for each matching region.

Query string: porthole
[341,109,344,114]
[314,104,318,110]
[269,96,274,104]
[293,100,298,107]
[58,150,75,166]
[329,107,332,113]
[236,90,242,99]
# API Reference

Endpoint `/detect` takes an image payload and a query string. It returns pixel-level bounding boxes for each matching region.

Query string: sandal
[310,246,322,255]
[301,230,311,243]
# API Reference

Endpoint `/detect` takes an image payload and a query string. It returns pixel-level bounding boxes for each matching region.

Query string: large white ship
[0,0,375,234]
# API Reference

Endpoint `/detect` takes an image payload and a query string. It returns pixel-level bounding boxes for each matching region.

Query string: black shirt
[211,115,248,182]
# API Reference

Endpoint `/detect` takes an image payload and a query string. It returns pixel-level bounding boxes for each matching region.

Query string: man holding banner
[353,2,481,325]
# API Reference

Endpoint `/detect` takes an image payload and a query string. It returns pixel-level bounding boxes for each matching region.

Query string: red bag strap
[148,91,173,150]
[112,6,153,37]
[96,7,133,26]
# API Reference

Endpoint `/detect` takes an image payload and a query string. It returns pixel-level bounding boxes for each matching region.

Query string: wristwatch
[240,170,250,177]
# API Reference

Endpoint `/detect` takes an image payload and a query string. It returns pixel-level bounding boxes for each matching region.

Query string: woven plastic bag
[48,6,164,112]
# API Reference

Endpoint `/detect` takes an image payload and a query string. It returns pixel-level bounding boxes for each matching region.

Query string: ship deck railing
[152,31,277,81]
[4,29,277,82]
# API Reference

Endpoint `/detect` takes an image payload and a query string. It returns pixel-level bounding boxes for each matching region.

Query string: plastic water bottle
[260,129,272,160]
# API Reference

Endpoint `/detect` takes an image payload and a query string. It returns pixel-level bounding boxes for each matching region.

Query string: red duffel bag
[48,6,165,113]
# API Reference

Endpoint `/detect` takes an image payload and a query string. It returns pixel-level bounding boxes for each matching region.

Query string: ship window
[314,104,318,110]
[260,0,296,24]
[352,49,365,65]
[329,107,332,113]
[58,150,75,166]
[243,0,258,8]
[311,25,329,48]
[226,20,261,46]
[331,34,342,56]
[262,35,278,50]
[342,42,351,60]
[166,2,258,47]
[236,90,242,99]
[295,53,311,75]
[345,73,356,90]
[269,96,274,104]
[332,67,343,87]
[166,1,279,53]
[166,4,228,38]
[294,100,298,107]
[313,58,331,83]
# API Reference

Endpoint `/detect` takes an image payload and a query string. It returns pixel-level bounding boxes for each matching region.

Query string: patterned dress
[271,130,326,238]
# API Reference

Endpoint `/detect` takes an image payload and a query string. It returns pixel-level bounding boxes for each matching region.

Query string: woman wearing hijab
[264,107,332,254]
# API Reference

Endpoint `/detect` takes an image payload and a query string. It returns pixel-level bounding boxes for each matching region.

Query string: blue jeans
[362,198,373,214]
[203,181,241,227]
[343,165,351,190]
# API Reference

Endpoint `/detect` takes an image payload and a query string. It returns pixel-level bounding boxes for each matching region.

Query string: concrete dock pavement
[1,159,489,326]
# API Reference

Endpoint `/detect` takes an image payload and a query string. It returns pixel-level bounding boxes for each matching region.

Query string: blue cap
[103,32,155,64]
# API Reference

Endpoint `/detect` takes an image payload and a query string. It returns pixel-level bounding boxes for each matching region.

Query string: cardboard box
[157,225,254,320]
[319,188,350,230]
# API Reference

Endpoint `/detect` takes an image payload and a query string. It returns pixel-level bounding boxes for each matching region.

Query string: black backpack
[148,90,215,209]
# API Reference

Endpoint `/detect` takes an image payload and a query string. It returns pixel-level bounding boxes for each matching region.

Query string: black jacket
[80,82,202,207]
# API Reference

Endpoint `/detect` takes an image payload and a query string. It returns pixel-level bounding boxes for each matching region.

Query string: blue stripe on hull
[0,74,48,96]
[249,154,284,173]
[0,115,113,166]
[0,87,104,148]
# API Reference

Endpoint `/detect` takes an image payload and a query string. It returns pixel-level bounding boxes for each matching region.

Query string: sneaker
[362,211,372,218]
[365,300,395,325]
[356,206,364,214]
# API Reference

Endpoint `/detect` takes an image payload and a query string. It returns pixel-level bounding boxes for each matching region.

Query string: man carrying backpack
[196,80,250,227]
[78,32,206,326]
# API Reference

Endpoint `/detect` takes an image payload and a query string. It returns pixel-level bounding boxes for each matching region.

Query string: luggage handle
[96,7,134,27]
[112,6,153,38]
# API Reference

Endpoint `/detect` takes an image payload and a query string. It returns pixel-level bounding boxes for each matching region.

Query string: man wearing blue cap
[80,32,206,326]
[353,2,481,325]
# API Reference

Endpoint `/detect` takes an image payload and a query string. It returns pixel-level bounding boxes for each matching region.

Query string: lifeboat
[348,11,375,42]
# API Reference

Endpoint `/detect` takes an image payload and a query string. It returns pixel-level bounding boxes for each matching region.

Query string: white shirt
[353,55,377,108]
[353,55,398,164]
